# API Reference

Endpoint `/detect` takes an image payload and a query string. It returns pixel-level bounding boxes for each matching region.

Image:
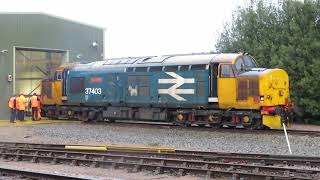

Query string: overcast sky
[0,0,247,58]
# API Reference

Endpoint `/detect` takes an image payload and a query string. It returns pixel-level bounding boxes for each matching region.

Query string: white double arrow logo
[158,72,195,101]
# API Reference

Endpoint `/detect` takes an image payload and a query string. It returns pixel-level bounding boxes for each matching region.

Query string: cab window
[234,56,257,75]
[220,64,235,78]
[235,58,245,71]
[54,71,63,80]
[243,56,257,68]
[234,58,245,75]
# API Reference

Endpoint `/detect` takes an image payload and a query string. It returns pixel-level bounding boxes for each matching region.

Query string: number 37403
[85,88,102,95]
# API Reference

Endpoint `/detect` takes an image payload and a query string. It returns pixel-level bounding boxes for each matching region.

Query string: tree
[216,0,320,118]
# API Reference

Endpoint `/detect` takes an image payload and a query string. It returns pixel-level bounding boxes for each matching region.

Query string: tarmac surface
[0,119,78,127]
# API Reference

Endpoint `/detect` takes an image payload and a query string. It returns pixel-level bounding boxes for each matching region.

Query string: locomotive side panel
[153,70,209,107]
[66,71,124,105]
[120,70,210,108]
[126,72,152,106]
[63,68,211,109]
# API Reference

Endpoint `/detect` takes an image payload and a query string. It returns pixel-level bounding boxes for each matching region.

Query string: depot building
[0,13,105,119]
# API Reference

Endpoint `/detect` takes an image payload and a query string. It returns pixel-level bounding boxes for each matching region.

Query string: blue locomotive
[41,53,292,129]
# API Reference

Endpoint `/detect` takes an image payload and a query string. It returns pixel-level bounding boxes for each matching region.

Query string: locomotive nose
[259,69,290,106]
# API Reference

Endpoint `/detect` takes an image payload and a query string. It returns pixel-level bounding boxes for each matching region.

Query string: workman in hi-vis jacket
[37,100,42,120]
[29,93,40,121]
[16,94,27,121]
[8,95,17,123]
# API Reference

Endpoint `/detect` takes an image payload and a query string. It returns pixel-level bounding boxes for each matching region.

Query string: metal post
[283,123,292,154]
[13,46,16,95]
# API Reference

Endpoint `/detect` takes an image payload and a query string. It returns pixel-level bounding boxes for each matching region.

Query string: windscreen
[234,56,257,74]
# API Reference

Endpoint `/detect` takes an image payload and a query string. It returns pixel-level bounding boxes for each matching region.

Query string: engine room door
[210,64,218,96]
[217,63,237,108]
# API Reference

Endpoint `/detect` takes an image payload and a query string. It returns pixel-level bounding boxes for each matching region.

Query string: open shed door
[14,47,67,96]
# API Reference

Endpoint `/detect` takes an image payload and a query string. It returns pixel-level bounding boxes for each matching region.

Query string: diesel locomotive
[40,53,292,129]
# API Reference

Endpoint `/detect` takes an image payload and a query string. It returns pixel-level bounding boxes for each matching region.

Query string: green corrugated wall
[0,13,104,119]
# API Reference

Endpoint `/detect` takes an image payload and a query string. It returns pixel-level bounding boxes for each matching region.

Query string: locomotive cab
[41,68,66,106]
[217,55,290,129]
[217,55,258,109]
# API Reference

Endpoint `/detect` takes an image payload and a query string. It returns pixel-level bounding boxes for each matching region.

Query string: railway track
[0,142,319,179]
[0,166,87,180]
[85,120,320,136]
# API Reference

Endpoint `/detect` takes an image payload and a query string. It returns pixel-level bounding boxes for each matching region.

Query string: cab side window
[234,58,245,75]
[235,58,244,71]
[220,64,235,78]
[55,71,62,80]
[243,56,257,68]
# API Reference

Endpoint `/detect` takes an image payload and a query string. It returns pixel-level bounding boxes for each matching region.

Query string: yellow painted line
[65,145,107,151]
[65,145,175,152]
[106,145,175,152]
[0,120,79,126]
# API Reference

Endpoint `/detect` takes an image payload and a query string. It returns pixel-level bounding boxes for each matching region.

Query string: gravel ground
[0,122,320,156]
[290,123,320,131]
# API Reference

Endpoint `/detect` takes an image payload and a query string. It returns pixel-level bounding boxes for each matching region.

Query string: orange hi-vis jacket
[30,95,39,108]
[16,95,26,111]
[8,97,15,109]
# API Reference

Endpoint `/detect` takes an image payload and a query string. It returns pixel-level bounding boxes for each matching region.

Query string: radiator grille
[237,79,259,101]
[41,80,52,98]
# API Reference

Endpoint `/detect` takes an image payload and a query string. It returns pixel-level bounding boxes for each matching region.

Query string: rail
[0,142,319,179]
[0,166,88,180]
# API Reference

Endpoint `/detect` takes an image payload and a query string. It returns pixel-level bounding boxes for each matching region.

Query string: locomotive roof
[68,53,244,71]
[103,53,241,65]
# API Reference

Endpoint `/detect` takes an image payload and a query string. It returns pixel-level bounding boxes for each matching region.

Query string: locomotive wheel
[174,114,186,126]
[80,111,89,122]
[242,116,250,124]
[94,112,102,122]
[47,109,58,120]
[67,110,74,119]
[242,115,253,129]
[177,114,184,121]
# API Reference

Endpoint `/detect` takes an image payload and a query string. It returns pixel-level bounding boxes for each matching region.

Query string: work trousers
[31,107,38,121]
[10,108,16,122]
[17,110,25,121]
